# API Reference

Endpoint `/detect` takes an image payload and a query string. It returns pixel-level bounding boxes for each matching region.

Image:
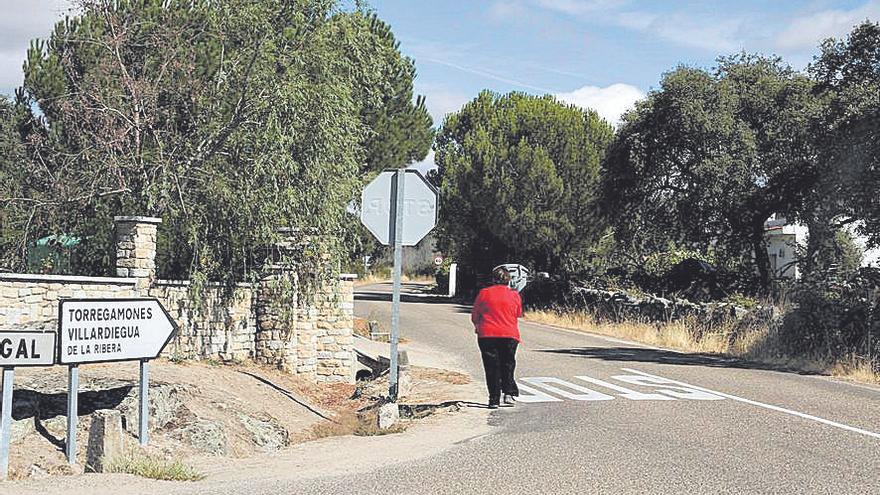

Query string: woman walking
[471,267,522,409]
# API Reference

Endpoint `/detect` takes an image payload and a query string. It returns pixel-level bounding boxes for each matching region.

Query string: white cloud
[416,85,473,125]
[775,1,880,51]
[533,0,627,15]
[0,0,73,94]
[634,13,748,52]
[409,149,436,174]
[555,82,644,126]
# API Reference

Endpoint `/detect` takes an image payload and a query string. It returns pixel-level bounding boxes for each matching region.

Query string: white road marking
[575,376,675,401]
[521,377,614,401]
[516,382,564,403]
[622,368,880,440]
[612,374,725,400]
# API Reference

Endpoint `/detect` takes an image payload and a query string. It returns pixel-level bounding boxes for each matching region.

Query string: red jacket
[471,284,523,341]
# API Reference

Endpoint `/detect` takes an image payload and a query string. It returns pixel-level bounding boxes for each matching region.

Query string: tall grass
[104,450,205,481]
[525,309,879,384]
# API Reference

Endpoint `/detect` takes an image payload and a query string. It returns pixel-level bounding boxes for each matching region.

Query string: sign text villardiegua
[58,299,177,364]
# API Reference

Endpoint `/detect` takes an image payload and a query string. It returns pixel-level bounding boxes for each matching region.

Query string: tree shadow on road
[355,291,473,314]
[536,346,825,377]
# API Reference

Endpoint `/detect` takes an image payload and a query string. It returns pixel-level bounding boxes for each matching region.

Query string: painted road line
[621,368,880,440]
[516,382,564,403]
[574,376,675,401]
[612,374,725,400]
[521,377,614,401]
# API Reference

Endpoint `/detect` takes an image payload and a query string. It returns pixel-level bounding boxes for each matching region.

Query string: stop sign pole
[360,168,438,401]
[388,169,406,399]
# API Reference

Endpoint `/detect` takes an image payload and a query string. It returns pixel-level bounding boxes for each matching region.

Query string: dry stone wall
[0,216,355,384]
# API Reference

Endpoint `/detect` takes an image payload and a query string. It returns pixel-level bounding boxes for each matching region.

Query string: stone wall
[0,216,356,384]
[151,282,257,362]
[0,274,138,327]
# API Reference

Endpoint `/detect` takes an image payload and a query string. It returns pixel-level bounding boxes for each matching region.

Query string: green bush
[780,271,879,364]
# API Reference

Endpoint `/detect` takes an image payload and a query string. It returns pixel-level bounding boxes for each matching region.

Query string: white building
[764,215,880,279]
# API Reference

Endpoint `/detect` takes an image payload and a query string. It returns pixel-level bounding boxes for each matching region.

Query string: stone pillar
[314,274,356,384]
[255,231,299,372]
[114,216,161,290]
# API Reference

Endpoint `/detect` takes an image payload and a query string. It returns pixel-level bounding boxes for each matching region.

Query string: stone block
[86,409,125,473]
[116,257,137,268]
[377,403,399,429]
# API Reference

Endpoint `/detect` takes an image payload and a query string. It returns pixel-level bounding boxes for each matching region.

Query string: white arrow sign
[58,298,178,364]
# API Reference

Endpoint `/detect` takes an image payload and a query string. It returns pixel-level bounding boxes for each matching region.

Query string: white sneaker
[502,394,516,406]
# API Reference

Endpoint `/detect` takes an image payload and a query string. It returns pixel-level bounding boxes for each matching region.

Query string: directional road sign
[0,331,55,367]
[495,263,530,292]
[360,169,438,246]
[58,298,178,364]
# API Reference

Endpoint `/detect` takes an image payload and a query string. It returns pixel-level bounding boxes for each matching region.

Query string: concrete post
[448,262,458,298]
[114,216,161,290]
[86,409,125,473]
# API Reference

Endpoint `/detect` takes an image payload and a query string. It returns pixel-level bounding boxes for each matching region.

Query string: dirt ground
[4,358,477,481]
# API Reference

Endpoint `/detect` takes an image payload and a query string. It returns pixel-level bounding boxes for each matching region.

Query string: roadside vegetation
[308,409,407,439]
[104,451,204,482]
[0,2,878,385]
[525,309,879,384]
[430,23,880,383]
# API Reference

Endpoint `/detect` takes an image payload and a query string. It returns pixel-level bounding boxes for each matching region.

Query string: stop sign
[360,170,438,246]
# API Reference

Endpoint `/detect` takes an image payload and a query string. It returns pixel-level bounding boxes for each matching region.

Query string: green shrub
[780,271,879,364]
[104,451,204,481]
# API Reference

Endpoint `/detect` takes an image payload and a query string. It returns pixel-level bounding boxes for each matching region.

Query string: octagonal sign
[360,169,438,246]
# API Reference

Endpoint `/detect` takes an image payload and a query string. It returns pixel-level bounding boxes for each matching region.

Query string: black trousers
[478,337,519,404]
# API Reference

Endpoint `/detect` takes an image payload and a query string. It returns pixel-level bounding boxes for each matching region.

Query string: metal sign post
[57,298,177,464]
[66,365,79,464]
[0,331,56,479]
[139,360,149,446]
[360,169,438,401]
[0,367,14,480]
[388,169,406,399]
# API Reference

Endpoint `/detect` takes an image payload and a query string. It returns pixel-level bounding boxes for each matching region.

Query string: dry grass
[104,450,204,481]
[308,409,407,439]
[526,310,733,354]
[525,310,880,385]
[830,356,880,385]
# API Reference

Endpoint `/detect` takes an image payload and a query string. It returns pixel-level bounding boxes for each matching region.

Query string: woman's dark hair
[492,267,511,286]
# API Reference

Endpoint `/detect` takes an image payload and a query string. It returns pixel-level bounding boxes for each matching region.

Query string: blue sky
[367,0,880,169]
[2,0,879,169]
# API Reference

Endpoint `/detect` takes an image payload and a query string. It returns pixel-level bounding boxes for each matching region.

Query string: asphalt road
[8,282,877,495]
[317,282,880,494]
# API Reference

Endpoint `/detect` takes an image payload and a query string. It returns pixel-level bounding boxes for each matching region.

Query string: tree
[0,96,33,270]
[433,91,614,278]
[600,55,822,291]
[335,12,434,174]
[3,0,422,282]
[809,21,880,251]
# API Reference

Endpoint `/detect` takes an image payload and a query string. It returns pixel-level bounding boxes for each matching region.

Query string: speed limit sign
[433,255,444,266]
